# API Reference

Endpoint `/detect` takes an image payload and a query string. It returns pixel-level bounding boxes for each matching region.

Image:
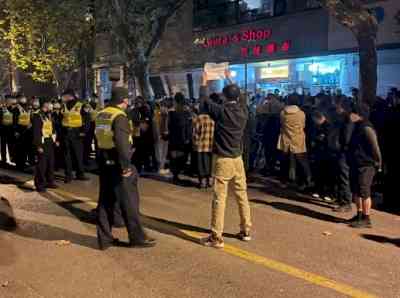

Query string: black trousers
[96,164,146,248]
[15,128,30,170]
[0,129,6,163]
[2,129,16,163]
[34,140,55,191]
[335,155,352,205]
[281,152,312,186]
[62,131,85,179]
[83,127,95,166]
[170,151,186,179]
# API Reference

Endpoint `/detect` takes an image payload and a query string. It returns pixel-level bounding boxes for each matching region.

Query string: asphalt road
[0,168,399,298]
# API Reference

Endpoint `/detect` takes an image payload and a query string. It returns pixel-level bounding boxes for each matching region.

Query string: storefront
[150,1,400,99]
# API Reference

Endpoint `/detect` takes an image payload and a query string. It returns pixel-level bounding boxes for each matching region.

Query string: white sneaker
[237,231,252,242]
[201,234,224,249]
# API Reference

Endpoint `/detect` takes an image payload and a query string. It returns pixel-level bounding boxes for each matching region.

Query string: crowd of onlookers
[1,85,399,227]
[126,86,400,221]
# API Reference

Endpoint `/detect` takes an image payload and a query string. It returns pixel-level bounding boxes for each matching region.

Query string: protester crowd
[0,81,399,248]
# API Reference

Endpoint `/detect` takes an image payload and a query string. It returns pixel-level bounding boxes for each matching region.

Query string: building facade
[94,0,400,100]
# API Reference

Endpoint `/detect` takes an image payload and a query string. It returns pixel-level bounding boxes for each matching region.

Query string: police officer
[60,89,88,183]
[32,100,58,192]
[95,90,156,250]
[0,97,7,166]
[15,95,31,171]
[2,95,19,165]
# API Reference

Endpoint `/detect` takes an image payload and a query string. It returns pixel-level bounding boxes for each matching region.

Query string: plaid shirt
[192,114,215,153]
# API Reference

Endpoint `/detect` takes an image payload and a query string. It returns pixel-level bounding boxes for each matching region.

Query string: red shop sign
[196,28,273,48]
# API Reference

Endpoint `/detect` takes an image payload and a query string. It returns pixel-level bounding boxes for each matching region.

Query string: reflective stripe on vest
[18,112,31,126]
[62,102,83,128]
[2,110,13,126]
[42,118,53,139]
[95,107,127,150]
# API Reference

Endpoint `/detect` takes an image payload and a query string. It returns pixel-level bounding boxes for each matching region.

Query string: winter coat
[277,105,307,154]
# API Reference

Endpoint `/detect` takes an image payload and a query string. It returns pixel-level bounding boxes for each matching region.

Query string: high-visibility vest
[42,116,54,139]
[18,106,31,127]
[2,109,13,126]
[62,102,83,128]
[95,107,128,150]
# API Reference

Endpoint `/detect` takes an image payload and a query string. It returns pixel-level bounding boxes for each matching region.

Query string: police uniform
[0,102,8,165]
[1,101,18,164]
[32,109,56,192]
[82,102,98,167]
[95,105,154,250]
[15,104,31,170]
[60,99,87,182]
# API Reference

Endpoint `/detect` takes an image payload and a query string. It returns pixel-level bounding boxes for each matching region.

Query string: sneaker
[201,234,224,249]
[332,204,352,213]
[312,193,321,199]
[350,217,372,229]
[237,231,252,242]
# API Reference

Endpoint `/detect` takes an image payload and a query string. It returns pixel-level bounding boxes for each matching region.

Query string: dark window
[193,0,321,31]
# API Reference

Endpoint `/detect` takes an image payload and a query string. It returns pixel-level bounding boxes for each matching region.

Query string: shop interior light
[230,70,237,77]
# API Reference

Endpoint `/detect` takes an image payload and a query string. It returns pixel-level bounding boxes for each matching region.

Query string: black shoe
[129,238,157,248]
[333,204,352,213]
[36,188,47,193]
[350,217,372,229]
[346,212,362,224]
[46,184,59,189]
[172,177,183,186]
[99,238,122,251]
[76,175,90,181]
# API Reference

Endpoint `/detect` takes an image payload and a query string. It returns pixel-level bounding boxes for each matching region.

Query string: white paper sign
[204,62,229,81]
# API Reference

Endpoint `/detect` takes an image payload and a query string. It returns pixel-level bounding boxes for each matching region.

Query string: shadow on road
[0,195,97,250]
[361,234,400,248]
[13,219,98,249]
[40,191,216,246]
[249,182,333,210]
[0,197,18,266]
[250,199,345,224]
[142,215,237,242]
[0,197,18,232]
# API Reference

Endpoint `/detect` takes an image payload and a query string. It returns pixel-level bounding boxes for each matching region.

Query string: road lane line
[50,187,377,298]
[180,230,376,298]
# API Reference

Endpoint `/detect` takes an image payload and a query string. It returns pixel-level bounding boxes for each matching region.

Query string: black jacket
[32,111,54,148]
[201,87,248,158]
[349,120,382,168]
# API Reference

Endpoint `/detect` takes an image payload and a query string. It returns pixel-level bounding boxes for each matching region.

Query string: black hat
[61,89,76,98]
[223,84,240,101]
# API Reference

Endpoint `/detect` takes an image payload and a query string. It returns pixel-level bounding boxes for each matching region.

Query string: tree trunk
[356,24,377,106]
[133,53,153,101]
[126,63,136,103]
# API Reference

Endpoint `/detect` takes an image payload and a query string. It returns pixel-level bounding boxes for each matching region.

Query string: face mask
[20,98,27,105]
[48,104,54,112]
[33,102,40,109]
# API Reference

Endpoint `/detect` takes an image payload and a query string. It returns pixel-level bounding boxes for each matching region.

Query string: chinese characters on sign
[194,27,292,58]
[242,40,292,58]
